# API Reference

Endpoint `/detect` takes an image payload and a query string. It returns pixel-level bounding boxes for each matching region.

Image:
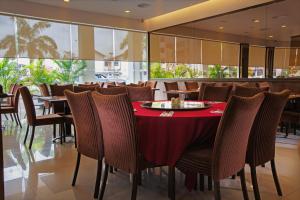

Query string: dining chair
[74,85,99,93]
[201,85,233,102]
[92,93,161,200]
[256,82,270,89]
[184,81,199,100]
[50,84,74,114]
[19,86,65,149]
[234,85,269,97]
[78,83,99,87]
[38,83,52,115]
[169,93,265,200]
[127,86,153,102]
[164,82,179,100]
[65,90,103,199]
[137,81,145,86]
[116,82,126,86]
[198,82,216,100]
[96,86,127,95]
[1,83,16,107]
[0,84,22,127]
[104,81,116,88]
[145,80,157,89]
[246,90,290,200]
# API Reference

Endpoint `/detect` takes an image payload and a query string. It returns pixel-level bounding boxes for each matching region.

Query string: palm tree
[54,60,87,84]
[0,18,59,59]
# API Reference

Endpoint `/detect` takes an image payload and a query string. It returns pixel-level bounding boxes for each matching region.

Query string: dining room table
[132,100,226,189]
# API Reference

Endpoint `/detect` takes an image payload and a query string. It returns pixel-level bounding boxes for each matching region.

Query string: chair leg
[213,180,221,200]
[98,164,109,200]
[4,114,8,120]
[24,124,30,144]
[199,174,204,191]
[13,113,18,125]
[16,113,22,128]
[10,113,14,121]
[250,166,261,200]
[53,124,56,139]
[72,153,81,186]
[270,159,283,196]
[74,125,77,148]
[137,170,142,186]
[168,166,175,200]
[208,176,213,191]
[42,106,46,115]
[131,173,138,200]
[93,159,102,199]
[239,168,249,200]
[29,125,36,149]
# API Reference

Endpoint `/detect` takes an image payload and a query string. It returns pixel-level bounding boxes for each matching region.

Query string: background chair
[65,90,103,199]
[164,82,179,100]
[50,84,73,114]
[198,82,216,100]
[96,86,127,95]
[170,93,265,200]
[234,85,269,97]
[200,85,233,102]
[38,83,52,115]
[184,81,199,100]
[145,80,157,89]
[127,86,153,102]
[246,90,290,200]
[19,87,64,149]
[74,85,98,93]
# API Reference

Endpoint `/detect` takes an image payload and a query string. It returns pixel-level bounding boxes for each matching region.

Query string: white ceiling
[23,0,208,20]
[182,0,300,42]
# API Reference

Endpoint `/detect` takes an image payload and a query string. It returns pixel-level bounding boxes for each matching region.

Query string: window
[248,45,266,78]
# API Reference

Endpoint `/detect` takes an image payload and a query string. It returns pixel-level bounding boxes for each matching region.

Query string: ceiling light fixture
[268,35,274,38]
[281,25,287,28]
[124,10,131,13]
[252,19,260,23]
[64,0,69,2]
[219,26,224,30]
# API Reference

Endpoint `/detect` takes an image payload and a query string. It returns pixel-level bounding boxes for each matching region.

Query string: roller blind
[221,42,239,66]
[114,30,147,62]
[249,46,266,68]
[0,16,17,58]
[150,34,175,63]
[202,40,221,65]
[274,48,290,69]
[16,17,72,59]
[176,37,201,64]
[77,25,95,60]
[94,27,113,61]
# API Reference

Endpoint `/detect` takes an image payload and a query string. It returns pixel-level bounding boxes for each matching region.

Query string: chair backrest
[246,90,290,166]
[234,85,268,97]
[19,87,36,125]
[104,82,116,88]
[78,83,99,87]
[50,84,73,113]
[212,93,265,180]
[256,82,270,89]
[11,84,21,112]
[184,81,199,90]
[145,80,157,89]
[116,82,126,86]
[164,82,179,100]
[96,86,127,95]
[92,93,138,173]
[137,81,145,86]
[65,90,103,160]
[201,85,233,102]
[74,85,98,93]
[38,83,50,97]
[127,86,153,102]
[198,82,216,100]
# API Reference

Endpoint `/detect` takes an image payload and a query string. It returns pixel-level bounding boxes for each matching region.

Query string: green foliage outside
[150,63,201,78]
[53,60,87,84]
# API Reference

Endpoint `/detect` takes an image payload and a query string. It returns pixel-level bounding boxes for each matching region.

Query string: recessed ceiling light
[252,19,260,23]
[64,0,69,2]
[268,35,274,38]
[281,25,287,28]
[219,26,224,30]
[124,10,131,13]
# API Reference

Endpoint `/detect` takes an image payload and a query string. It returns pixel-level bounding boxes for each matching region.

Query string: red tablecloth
[133,101,226,166]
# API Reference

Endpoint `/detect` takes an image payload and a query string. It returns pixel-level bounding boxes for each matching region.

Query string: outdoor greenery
[53,60,87,84]
[150,63,201,78]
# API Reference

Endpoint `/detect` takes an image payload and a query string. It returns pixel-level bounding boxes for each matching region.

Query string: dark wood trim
[265,47,275,78]
[151,78,300,82]
[0,102,4,200]
[150,0,286,33]
[147,32,151,80]
[240,43,249,78]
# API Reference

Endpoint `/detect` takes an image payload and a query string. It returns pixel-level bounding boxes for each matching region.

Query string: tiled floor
[2,116,300,200]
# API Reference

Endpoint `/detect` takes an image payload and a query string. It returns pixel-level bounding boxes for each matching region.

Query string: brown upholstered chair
[78,83,99,87]
[170,93,265,200]
[65,90,103,199]
[116,82,126,86]
[145,80,157,89]
[256,82,270,89]
[246,90,290,200]
[1,83,16,107]
[201,85,233,102]
[198,82,216,100]
[96,86,127,95]
[104,81,116,88]
[38,83,52,115]
[164,82,179,100]
[50,84,73,114]
[184,81,199,100]
[137,81,145,86]
[92,93,161,200]
[127,86,153,102]
[0,84,22,127]
[234,85,269,97]
[19,87,65,149]
[74,85,98,93]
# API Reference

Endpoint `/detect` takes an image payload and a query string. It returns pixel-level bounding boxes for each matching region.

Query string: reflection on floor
[2,117,300,200]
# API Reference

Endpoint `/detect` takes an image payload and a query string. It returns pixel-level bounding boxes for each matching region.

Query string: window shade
[0,16,17,58]
[77,25,95,60]
[94,27,113,61]
[274,48,290,69]
[150,34,175,63]
[176,37,201,64]
[249,46,266,68]
[16,17,72,59]
[202,40,221,65]
[221,42,239,66]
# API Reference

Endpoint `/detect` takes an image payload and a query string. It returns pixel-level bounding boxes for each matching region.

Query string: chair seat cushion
[0,106,15,113]
[35,114,64,125]
[176,146,212,175]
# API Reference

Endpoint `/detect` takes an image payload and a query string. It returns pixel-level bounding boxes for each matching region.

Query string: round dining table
[132,101,226,167]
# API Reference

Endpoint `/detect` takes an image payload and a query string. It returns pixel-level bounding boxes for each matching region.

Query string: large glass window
[248,45,266,78]
[0,15,16,58]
